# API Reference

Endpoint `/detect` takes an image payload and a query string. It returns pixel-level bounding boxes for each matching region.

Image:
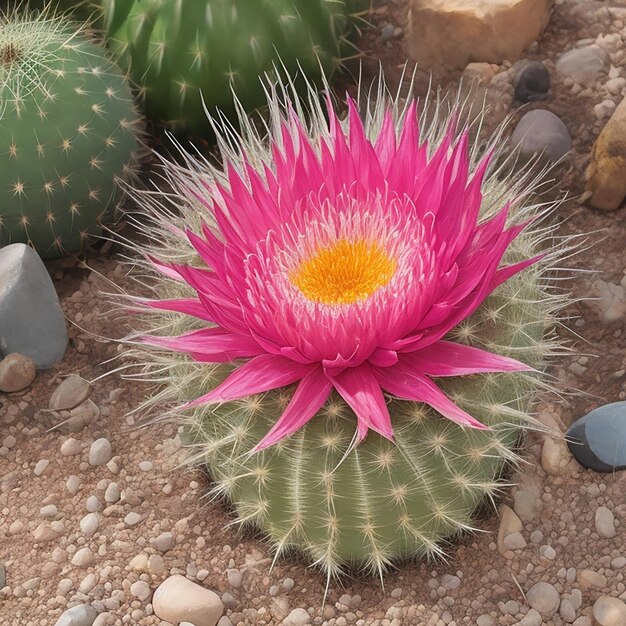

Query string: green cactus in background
[0,9,143,258]
[97,0,367,134]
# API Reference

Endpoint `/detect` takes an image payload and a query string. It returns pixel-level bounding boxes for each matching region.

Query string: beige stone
[586,95,626,210]
[497,505,523,554]
[408,0,551,71]
[592,596,626,626]
[0,353,36,392]
[578,569,607,590]
[153,575,223,626]
[541,436,577,476]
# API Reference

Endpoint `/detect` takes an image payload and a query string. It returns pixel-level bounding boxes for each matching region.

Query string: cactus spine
[0,9,142,258]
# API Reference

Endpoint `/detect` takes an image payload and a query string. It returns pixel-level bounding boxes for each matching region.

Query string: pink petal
[251,367,332,452]
[185,355,315,407]
[401,341,533,376]
[329,363,394,442]
[376,363,488,429]
[140,327,262,362]
[491,253,545,289]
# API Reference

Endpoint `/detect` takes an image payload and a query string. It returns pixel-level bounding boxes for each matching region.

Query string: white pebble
[34,459,49,476]
[88,438,113,467]
[130,580,152,601]
[71,547,94,567]
[40,504,58,520]
[124,512,143,526]
[595,506,616,538]
[66,475,81,494]
[152,532,175,553]
[60,438,82,456]
[80,513,99,538]
[104,482,120,504]
[86,496,101,512]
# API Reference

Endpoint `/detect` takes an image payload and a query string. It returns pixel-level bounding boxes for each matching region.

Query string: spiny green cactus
[120,80,570,581]
[98,0,367,134]
[0,9,143,258]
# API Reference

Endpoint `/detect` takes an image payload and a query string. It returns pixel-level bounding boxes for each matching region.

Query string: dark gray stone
[567,401,626,472]
[0,243,67,368]
[514,61,550,103]
[0,563,5,589]
[510,110,571,162]
[54,604,97,626]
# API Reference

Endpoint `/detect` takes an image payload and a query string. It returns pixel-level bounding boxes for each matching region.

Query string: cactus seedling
[120,78,569,580]
[0,8,143,258]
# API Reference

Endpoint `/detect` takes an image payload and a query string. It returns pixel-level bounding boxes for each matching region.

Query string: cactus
[0,9,143,259]
[96,0,367,134]
[120,78,570,580]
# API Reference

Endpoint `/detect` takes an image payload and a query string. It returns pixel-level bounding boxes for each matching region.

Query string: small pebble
[526,581,560,615]
[89,438,113,467]
[595,506,616,538]
[0,353,36,392]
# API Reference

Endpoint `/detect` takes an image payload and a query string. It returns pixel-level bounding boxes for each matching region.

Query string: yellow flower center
[290,238,397,305]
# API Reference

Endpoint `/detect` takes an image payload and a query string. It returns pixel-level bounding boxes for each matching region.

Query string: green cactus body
[171,236,546,575]
[124,84,566,578]
[101,0,364,134]
[0,12,142,258]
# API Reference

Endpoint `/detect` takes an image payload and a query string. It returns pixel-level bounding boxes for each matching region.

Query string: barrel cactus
[0,9,143,259]
[121,79,568,579]
[97,0,367,134]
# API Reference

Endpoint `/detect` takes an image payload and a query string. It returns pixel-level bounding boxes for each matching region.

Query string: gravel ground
[1,1,625,625]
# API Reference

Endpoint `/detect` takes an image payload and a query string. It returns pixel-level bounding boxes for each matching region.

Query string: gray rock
[510,110,571,162]
[595,506,616,538]
[526,581,560,615]
[49,376,93,411]
[54,604,98,626]
[0,563,5,588]
[556,46,609,86]
[0,243,67,368]
[89,439,113,467]
[566,401,626,472]
[518,608,542,626]
[513,61,550,102]
[381,23,395,42]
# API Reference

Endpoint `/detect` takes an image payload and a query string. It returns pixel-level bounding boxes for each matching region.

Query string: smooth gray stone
[0,563,5,589]
[567,401,626,472]
[510,110,571,162]
[556,46,609,87]
[54,605,98,626]
[0,243,68,368]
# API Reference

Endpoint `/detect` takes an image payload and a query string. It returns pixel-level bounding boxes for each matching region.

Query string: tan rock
[578,569,608,590]
[408,0,551,71]
[541,436,577,476]
[592,596,626,626]
[497,505,523,554]
[153,575,223,626]
[586,95,626,210]
[0,353,36,392]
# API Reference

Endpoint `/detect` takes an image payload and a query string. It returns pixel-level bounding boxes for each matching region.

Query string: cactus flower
[139,96,541,452]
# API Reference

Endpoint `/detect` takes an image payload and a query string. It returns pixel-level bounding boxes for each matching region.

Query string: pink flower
[141,97,540,452]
